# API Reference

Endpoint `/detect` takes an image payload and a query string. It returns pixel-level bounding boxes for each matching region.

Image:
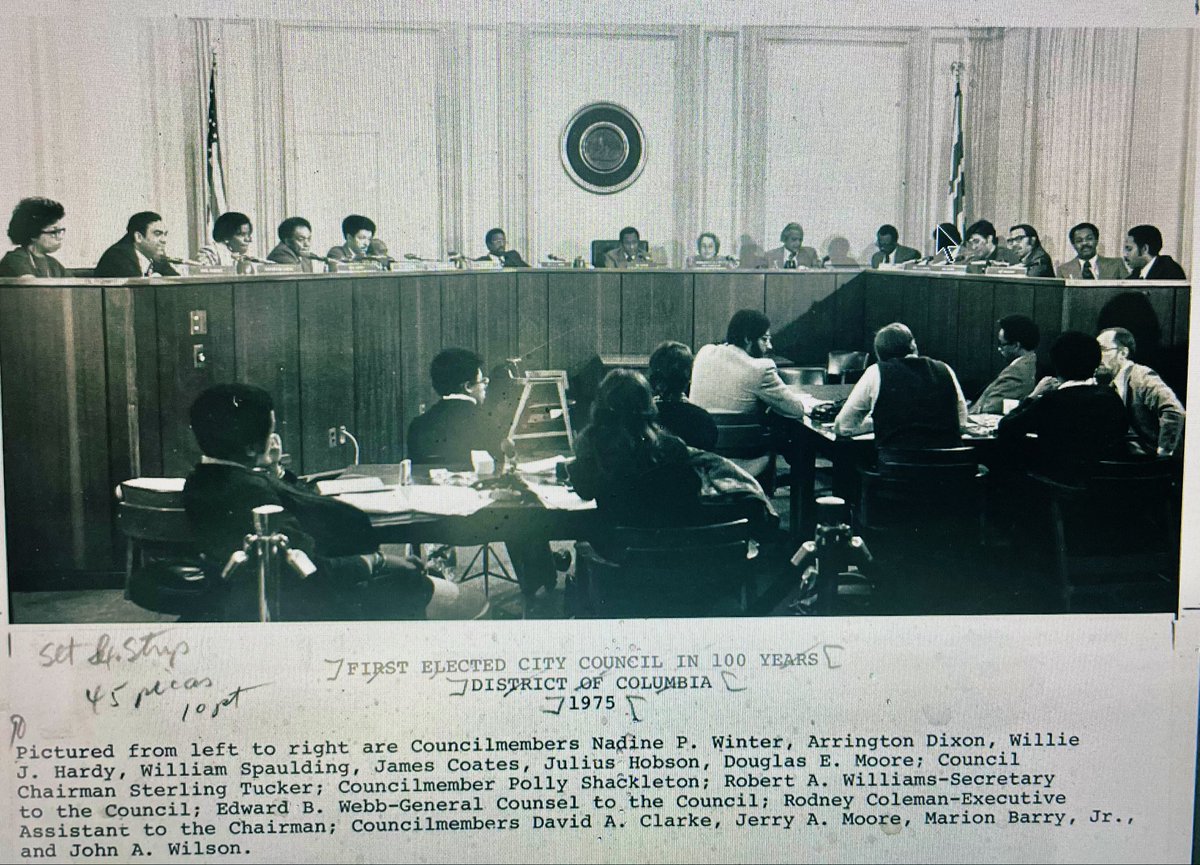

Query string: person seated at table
[685,231,734,268]
[197,211,255,267]
[476,228,528,267]
[997,331,1128,480]
[764,222,820,269]
[95,211,179,278]
[407,348,496,467]
[0,197,68,278]
[1005,224,1055,277]
[690,309,809,420]
[969,314,1040,415]
[267,216,317,272]
[183,383,443,622]
[648,340,718,450]
[960,219,1012,264]
[1123,224,1187,280]
[870,224,920,268]
[1097,327,1185,458]
[603,226,652,268]
[833,322,968,448]
[327,214,376,262]
[1056,221,1127,280]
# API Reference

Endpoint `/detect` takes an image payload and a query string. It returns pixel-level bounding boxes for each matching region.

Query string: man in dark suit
[267,216,316,272]
[1005,224,1055,277]
[1124,224,1187,280]
[94,211,178,277]
[475,228,528,268]
[1055,221,1128,280]
[327,214,375,262]
[603,226,653,268]
[183,383,440,622]
[870,224,920,268]
[407,349,496,466]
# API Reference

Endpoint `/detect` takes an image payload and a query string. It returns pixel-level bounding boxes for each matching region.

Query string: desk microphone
[821,255,831,268]
[403,253,429,262]
[241,255,271,265]
[302,251,330,264]
[166,257,203,267]
[546,253,566,262]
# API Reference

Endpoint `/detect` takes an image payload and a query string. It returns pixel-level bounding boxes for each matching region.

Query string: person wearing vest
[833,322,969,448]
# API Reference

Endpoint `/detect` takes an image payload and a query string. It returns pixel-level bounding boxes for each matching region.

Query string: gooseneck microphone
[302,251,330,264]
[166,256,203,267]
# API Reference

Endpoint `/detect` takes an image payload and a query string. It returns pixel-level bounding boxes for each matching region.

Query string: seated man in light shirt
[763,222,821,269]
[834,322,968,448]
[690,309,809,420]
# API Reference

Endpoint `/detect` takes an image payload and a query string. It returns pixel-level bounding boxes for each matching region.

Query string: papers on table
[315,476,386,495]
[336,485,492,516]
[525,482,596,512]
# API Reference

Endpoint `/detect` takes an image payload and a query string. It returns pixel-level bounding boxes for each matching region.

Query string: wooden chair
[115,478,216,618]
[826,350,870,384]
[710,412,777,495]
[574,518,756,618]
[857,447,987,541]
[1027,459,1180,612]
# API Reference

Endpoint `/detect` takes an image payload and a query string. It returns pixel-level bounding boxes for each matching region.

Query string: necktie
[884,253,891,264]
[1081,260,1094,279]
[144,261,155,277]
[784,255,797,269]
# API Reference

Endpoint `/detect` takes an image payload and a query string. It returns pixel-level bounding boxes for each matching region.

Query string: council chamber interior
[1,9,1195,623]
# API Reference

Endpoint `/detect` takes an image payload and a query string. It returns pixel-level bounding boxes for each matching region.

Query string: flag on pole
[947,64,965,246]
[205,51,229,232]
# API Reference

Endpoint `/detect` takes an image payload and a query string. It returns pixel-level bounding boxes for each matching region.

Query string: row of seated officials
[174,299,1184,622]
[0,196,1187,282]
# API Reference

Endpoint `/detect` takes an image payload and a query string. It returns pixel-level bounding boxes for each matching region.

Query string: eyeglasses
[41,227,67,237]
[1005,235,1030,245]
[997,341,1018,352]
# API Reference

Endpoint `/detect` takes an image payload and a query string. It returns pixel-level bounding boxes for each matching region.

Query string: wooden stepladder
[507,370,575,457]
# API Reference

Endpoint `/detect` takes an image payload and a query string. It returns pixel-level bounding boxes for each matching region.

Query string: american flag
[948,66,965,245]
[205,51,228,231]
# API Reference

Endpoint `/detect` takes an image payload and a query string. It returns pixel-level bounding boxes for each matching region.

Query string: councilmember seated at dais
[95,211,178,278]
[0,197,68,279]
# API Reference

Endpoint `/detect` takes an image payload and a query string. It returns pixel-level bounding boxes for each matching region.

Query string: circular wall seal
[561,102,646,194]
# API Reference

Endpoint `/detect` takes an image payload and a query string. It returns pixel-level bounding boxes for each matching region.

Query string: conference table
[784,383,1004,539]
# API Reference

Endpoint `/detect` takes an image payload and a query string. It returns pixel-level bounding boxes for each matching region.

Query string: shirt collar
[200,455,255,469]
[134,246,152,274]
[442,393,477,404]
[1058,378,1097,389]
[1140,255,1158,277]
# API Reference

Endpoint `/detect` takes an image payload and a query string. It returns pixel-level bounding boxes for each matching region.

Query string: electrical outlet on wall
[328,427,339,448]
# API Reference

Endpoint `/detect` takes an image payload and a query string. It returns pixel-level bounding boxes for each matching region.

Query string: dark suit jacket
[655,398,718,451]
[474,250,529,268]
[997,384,1128,480]
[1056,255,1127,280]
[1129,255,1187,281]
[0,248,68,278]
[183,462,380,621]
[1020,245,1055,278]
[603,247,653,268]
[870,245,920,268]
[267,242,314,273]
[95,236,178,278]
[406,398,498,467]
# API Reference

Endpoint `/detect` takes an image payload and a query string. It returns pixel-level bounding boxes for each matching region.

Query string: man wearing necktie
[870,224,920,268]
[1096,327,1185,457]
[763,223,820,270]
[1054,222,1128,280]
[603,226,650,268]
[94,211,179,278]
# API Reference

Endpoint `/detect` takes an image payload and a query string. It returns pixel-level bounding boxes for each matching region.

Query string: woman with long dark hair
[568,369,701,530]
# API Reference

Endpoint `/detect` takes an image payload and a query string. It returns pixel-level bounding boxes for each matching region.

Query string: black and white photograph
[1,2,1198,863]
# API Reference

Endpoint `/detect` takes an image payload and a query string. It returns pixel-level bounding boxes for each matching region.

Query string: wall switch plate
[192,344,206,368]
[189,310,207,335]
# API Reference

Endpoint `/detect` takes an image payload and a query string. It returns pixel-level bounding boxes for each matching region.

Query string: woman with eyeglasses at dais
[197,211,257,269]
[0,197,69,279]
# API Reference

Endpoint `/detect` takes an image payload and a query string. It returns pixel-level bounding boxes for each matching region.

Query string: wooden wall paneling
[515,271,550,370]
[440,271,481,353]
[104,284,162,485]
[398,275,445,457]
[619,271,694,356]
[353,276,405,464]
[156,282,236,477]
[1172,287,1190,402]
[0,287,114,579]
[691,272,766,348]
[233,279,301,467]
[1030,281,1065,368]
[764,272,839,365]
[832,271,869,355]
[859,271,909,340]
[475,271,518,370]
[546,271,621,383]
[297,279,356,474]
[950,279,995,398]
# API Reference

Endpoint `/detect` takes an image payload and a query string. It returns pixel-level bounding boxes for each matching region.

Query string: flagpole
[948,61,965,248]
